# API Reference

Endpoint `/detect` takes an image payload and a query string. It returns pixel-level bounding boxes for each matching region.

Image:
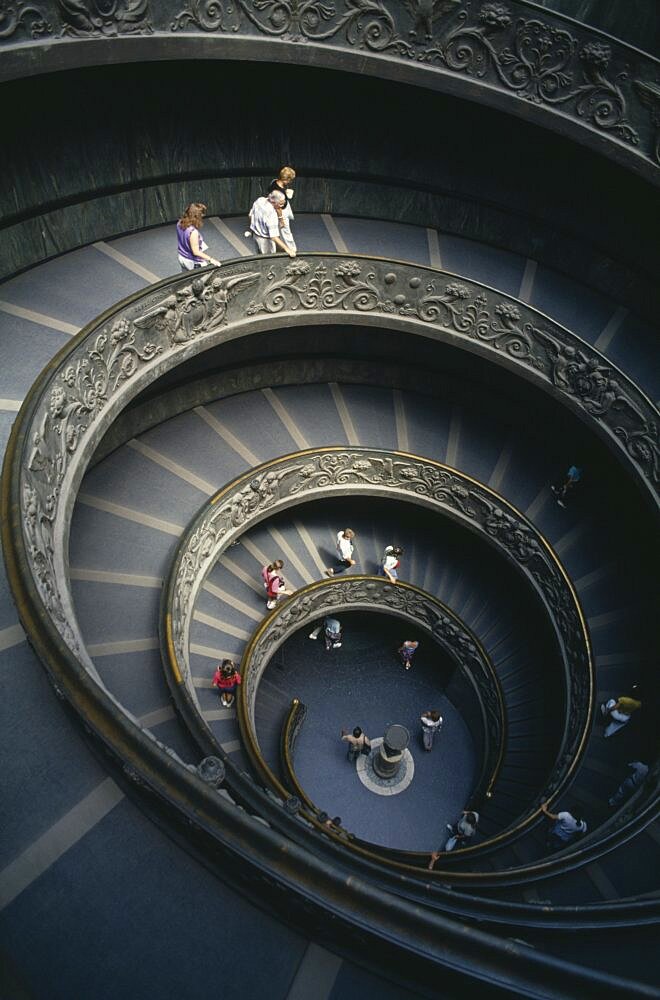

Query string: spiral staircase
[1,4,659,998]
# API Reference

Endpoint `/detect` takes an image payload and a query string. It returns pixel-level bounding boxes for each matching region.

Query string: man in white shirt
[325,528,356,577]
[248,190,296,256]
[541,803,587,849]
[420,709,442,750]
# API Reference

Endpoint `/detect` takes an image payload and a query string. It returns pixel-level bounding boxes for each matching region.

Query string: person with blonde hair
[176,202,222,271]
[268,165,296,206]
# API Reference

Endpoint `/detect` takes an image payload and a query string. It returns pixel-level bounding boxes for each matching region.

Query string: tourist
[268,165,296,207]
[176,202,222,271]
[212,659,242,708]
[541,803,587,849]
[248,190,296,256]
[262,559,291,610]
[600,691,642,737]
[608,761,649,807]
[325,528,356,576]
[381,545,403,584]
[341,726,371,763]
[444,810,479,852]
[399,639,419,670]
[428,810,480,866]
[551,464,583,508]
[420,709,442,751]
[324,617,343,650]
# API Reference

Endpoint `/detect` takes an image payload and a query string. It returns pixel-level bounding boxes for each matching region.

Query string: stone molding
[11,254,654,686]
[3,251,656,894]
[231,576,504,807]
[162,446,591,809]
[1,2,659,180]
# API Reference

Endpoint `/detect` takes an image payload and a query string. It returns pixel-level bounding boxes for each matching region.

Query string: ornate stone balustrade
[230,577,504,808]
[5,254,655,693]
[162,445,591,813]
[1,252,654,892]
[1,2,659,180]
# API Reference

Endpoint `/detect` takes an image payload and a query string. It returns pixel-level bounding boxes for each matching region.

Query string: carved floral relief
[17,255,656,663]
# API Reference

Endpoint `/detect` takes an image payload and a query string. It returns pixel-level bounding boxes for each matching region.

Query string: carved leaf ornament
[14,255,656,677]
[0,3,658,168]
[164,446,591,796]
[235,576,505,801]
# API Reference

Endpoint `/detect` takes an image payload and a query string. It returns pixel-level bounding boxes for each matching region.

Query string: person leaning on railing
[541,802,587,850]
[428,810,480,867]
[600,692,642,738]
[176,202,222,271]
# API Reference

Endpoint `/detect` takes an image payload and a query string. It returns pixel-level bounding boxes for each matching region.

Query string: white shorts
[178,254,208,271]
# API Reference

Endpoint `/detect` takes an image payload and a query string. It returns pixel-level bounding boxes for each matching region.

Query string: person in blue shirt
[551,465,583,508]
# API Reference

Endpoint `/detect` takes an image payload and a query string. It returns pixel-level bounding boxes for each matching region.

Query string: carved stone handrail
[162,446,590,835]
[0,252,654,897]
[1,2,659,181]
[280,699,316,810]
[235,577,504,810]
[8,253,658,683]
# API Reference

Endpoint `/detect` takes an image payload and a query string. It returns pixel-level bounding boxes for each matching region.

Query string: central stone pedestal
[357,736,415,796]
[372,724,410,779]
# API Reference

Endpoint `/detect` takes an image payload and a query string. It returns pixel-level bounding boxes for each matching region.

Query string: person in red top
[212,659,242,707]
[262,560,291,610]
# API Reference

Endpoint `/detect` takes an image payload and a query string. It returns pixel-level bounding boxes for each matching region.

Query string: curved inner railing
[9,254,658,686]
[1,2,659,180]
[162,447,592,847]
[1,252,655,905]
[237,576,504,813]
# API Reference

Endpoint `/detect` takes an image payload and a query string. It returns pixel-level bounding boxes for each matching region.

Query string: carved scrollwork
[12,254,657,670]
[245,260,658,487]
[0,2,52,37]
[57,0,151,36]
[241,577,504,801]
[22,318,162,645]
[172,0,413,54]
[163,445,591,806]
[1,1,657,170]
[166,0,654,160]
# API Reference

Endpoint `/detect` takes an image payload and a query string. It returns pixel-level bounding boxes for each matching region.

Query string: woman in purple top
[176,202,222,271]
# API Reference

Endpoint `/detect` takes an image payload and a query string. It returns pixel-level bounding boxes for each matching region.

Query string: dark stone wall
[536,0,660,53]
[2,61,658,317]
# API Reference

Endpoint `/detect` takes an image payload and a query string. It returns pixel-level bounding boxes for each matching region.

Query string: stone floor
[257,612,477,852]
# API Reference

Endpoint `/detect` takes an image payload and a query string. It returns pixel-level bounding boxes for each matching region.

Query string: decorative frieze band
[11,253,653,692]
[233,576,504,807]
[162,446,592,808]
[2,2,659,177]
